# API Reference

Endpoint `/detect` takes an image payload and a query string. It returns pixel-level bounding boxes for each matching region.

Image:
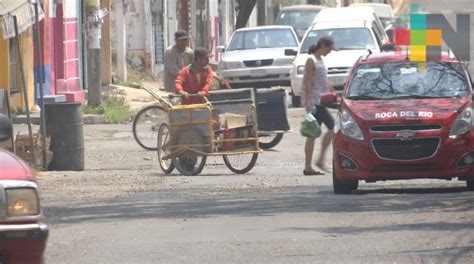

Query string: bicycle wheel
[258,133,284,149]
[173,155,207,176]
[157,123,174,174]
[223,153,258,174]
[133,105,167,150]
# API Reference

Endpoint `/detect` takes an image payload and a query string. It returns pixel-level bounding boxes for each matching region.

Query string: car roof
[311,20,368,30]
[349,3,394,18]
[234,25,295,32]
[313,6,378,23]
[278,5,325,12]
[359,51,459,64]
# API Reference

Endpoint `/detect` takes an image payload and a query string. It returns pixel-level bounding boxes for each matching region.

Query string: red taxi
[0,114,48,263]
[321,51,474,194]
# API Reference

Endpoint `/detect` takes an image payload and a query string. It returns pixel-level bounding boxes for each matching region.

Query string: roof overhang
[0,0,44,39]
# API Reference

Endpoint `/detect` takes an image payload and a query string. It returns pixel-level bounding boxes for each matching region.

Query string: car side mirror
[320,92,340,109]
[285,49,298,56]
[216,46,225,53]
[381,43,395,52]
[386,29,394,42]
[0,113,12,142]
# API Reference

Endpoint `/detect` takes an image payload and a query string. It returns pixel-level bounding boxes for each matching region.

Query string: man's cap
[175,30,189,40]
[194,47,213,58]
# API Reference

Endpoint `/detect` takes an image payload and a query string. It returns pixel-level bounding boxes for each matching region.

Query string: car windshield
[300,28,376,52]
[227,28,298,51]
[276,10,320,30]
[347,61,470,99]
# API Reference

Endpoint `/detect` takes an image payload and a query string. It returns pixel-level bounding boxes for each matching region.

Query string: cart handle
[140,86,211,108]
[169,93,210,105]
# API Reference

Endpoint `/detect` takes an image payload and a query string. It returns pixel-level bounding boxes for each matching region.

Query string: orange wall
[0,28,35,112]
[0,37,8,92]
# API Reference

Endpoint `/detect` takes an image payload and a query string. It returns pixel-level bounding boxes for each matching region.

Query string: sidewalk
[12,79,167,125]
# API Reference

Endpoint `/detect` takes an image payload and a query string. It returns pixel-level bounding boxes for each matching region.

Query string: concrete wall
[110,0,156,73]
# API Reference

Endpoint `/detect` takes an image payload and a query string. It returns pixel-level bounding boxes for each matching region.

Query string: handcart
[207,87,290,149]
[157,93,262,176]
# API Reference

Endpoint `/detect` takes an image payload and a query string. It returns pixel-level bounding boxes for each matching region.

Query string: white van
[288,6,390,107]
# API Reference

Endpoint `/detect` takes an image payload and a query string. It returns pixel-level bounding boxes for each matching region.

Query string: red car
[0,114,48,263]
[321,51,474,194]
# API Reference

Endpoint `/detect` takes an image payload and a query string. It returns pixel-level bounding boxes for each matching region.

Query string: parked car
[217,26,299,89]
[0,114,48,263]
[350,3,395,29]
[321,51,474,194]
[288,6,390,107]
[349,2,405,41]
[274,5,325,40]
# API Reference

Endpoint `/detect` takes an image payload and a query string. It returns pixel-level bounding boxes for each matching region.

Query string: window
[9,38,19,95]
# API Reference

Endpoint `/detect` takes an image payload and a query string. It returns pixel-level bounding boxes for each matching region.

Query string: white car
[289,7,390,107]
[217,26,299,89]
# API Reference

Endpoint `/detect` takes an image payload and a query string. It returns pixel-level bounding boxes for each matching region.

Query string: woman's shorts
[312,105,335,130]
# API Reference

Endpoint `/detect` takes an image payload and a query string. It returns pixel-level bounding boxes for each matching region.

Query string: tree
[235,0,257,29]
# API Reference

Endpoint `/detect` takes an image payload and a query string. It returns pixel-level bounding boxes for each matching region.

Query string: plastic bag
[300,112,321,138]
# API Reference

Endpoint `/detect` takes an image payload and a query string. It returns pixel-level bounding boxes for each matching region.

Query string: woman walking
[303,36,337,175]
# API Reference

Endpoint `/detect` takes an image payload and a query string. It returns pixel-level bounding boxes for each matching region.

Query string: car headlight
[6,188,39,217]
[275,58,294,66]
[219,61,242,70]
[449,107,472,138]
[296,65,305,75]
[335,109,364,140]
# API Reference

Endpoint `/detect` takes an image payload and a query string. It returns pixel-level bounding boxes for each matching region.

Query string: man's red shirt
[175,64,214,104]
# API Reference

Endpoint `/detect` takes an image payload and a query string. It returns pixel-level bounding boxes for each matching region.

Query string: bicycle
[132,88,176,151]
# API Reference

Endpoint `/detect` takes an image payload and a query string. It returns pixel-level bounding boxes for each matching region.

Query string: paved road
[29,106,474,263]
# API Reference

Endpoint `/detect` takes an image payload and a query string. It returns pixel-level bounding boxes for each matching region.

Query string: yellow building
[0,16,36,112]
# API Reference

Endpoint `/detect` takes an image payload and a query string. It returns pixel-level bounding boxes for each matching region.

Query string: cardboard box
[218,113,247,129]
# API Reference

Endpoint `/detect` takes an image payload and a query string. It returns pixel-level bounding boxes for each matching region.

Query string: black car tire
[333,163,358,194]
[467,179,474,191]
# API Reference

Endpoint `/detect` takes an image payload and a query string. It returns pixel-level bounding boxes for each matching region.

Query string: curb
[12,114,106,125]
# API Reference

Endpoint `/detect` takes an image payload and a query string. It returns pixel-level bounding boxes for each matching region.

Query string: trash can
[45,102,84,171]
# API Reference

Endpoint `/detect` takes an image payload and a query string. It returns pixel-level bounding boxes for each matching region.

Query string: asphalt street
[21,1,474,263]
[27,106,474,263]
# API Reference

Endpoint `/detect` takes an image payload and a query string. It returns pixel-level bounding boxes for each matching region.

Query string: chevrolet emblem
[395,130,416,140]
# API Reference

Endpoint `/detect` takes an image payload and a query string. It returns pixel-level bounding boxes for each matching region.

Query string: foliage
[10,107,25,116]
[83,90,131,124]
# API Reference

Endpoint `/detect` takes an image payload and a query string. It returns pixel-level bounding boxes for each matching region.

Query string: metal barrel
[45,102,84,171]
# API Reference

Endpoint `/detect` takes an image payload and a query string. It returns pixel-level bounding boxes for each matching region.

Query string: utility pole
[115,0,127,82]
[85,0,108,107]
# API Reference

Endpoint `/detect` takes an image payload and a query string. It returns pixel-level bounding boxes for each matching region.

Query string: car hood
[222,47,297,61]
[293,50,370,68]
[0,149,35,181]
[344,98,471,127]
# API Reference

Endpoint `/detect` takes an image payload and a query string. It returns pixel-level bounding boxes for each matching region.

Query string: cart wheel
[173,155,207,176]
[157,123,174,174]
[223,153,258,174]
[258,133,284,149]
[133,105,167,151]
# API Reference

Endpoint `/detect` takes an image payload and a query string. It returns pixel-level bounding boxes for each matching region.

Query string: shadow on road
[43,184,474,226]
